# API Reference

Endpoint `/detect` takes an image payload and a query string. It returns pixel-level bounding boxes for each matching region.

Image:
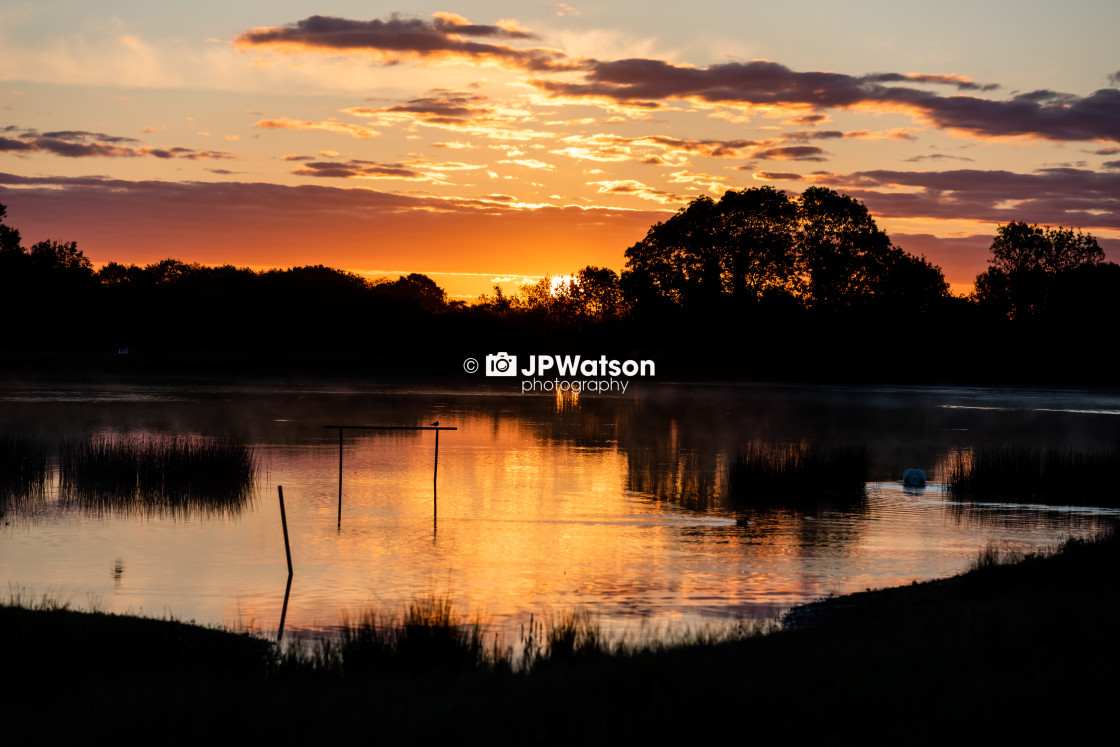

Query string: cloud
[862,72,999,92]
[748,145,828,162]
[254,117,380,139]
[0,172,664,278]
[752,171,802,181]
[806,167,1120,230]
[0,128,238,160]
[235,13,578,72]
[343,91,554,142]
[587,179,683,204]
[1103,160,1120,170]
[783,114,830,126]
[904,153,975,163]
[533,58,1120,143]
[497,159,555,170]
[290,160,432,180]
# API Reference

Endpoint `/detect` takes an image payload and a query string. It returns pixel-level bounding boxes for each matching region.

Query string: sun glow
[550,274,578,296]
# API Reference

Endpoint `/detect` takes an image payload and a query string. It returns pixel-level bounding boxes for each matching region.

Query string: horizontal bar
[324,425,458,431]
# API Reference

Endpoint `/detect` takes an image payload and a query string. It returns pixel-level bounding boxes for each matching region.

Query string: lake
[2,379,1117,642]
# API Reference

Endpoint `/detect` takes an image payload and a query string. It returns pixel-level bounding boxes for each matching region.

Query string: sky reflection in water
[2,381,1117,641]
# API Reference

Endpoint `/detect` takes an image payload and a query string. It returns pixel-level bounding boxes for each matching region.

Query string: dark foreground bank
[3,530,1117,743]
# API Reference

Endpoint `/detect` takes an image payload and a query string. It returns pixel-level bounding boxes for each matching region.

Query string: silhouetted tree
[975,222,1105,319]
[797,187,898,308]
[624,187,800,310]
[988,221,1103,275]
[0,203,23,257]
[622,186,945,313]
[574,266,623,320]
[29,239,93,276]
[374,273,448,312]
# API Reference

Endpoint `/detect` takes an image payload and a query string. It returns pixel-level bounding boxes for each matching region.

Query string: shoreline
[3,530,1116,741]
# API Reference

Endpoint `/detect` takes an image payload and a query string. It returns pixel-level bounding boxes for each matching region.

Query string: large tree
[622,186,945,312]
[987,221,1103,275]
[623,186,799,309]
[975,221,1106,319]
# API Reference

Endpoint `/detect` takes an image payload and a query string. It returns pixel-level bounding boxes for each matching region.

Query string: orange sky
[2,2,1118,298]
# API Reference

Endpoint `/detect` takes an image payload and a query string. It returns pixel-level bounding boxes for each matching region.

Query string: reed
[0,434,49,515]
[944,445,1120,507]
[287,593,502,676]
[58,434,257,517]
[725,441,869,508]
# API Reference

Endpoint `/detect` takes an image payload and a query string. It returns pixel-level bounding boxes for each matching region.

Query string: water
[2,379,1117,640]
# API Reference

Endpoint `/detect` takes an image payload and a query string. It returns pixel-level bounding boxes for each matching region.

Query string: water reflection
[1,381,1118,641]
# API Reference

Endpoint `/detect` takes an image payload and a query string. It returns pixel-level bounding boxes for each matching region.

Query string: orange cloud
[254,117,380,139]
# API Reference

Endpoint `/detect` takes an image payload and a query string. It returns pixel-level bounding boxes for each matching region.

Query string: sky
[2,0,1118,298]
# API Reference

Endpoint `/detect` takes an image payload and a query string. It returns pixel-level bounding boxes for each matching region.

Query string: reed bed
[277,594,762,677]
[725,441,869,508]
[944,445,1120,507]
[0,434,50,515]
[58,434,257,517]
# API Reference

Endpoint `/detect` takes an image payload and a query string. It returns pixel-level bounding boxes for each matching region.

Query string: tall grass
[725,442,869,508]
[58,434,257,517]
[281,594,503,676]
[277,596,763,678]
[944,445,1120,507]
[0,435,49,516]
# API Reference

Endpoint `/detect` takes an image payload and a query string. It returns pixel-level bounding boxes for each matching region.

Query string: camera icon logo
[485,352,518,376]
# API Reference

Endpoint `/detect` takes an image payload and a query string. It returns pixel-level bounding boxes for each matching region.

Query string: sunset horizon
[3,1,1118,299]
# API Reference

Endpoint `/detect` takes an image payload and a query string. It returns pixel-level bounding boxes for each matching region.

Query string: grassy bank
[3,530,1117,742]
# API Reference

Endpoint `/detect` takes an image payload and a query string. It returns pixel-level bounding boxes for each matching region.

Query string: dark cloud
[904,153,975,163]
[0,137,34,153]
[1107,71,1119,86]
[784,114,829,125]
[1103,160,1120,170]
[345,91,506,128]
[864,72,999,91]
[534,59,1120,143]
[810,167,1120,230]
[291,160,428,179]
[235,13,577,72]
[1094,147,1120,155]
[753,171,802,180]
[41,130,140,144]
[0,128,237,160]
[782,130,845,142]
[748,145,828,162]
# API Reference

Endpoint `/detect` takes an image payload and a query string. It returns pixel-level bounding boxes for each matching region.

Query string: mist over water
[2,380,1117,640]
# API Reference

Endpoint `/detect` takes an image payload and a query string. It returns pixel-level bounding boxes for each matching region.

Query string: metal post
[278,486,293,577]
[433,428,440,523]
[277,485,294,644]
[337,427,343,530]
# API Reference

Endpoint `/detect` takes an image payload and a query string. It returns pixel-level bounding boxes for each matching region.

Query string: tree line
[1,191,1116,383]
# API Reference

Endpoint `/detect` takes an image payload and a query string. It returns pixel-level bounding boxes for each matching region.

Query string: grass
[725,441,869,508]
[57,434,257,517]
[3,529,1118,742]
[944,444,1120,506]
[280,597,659,677]
[0,434,49,516]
